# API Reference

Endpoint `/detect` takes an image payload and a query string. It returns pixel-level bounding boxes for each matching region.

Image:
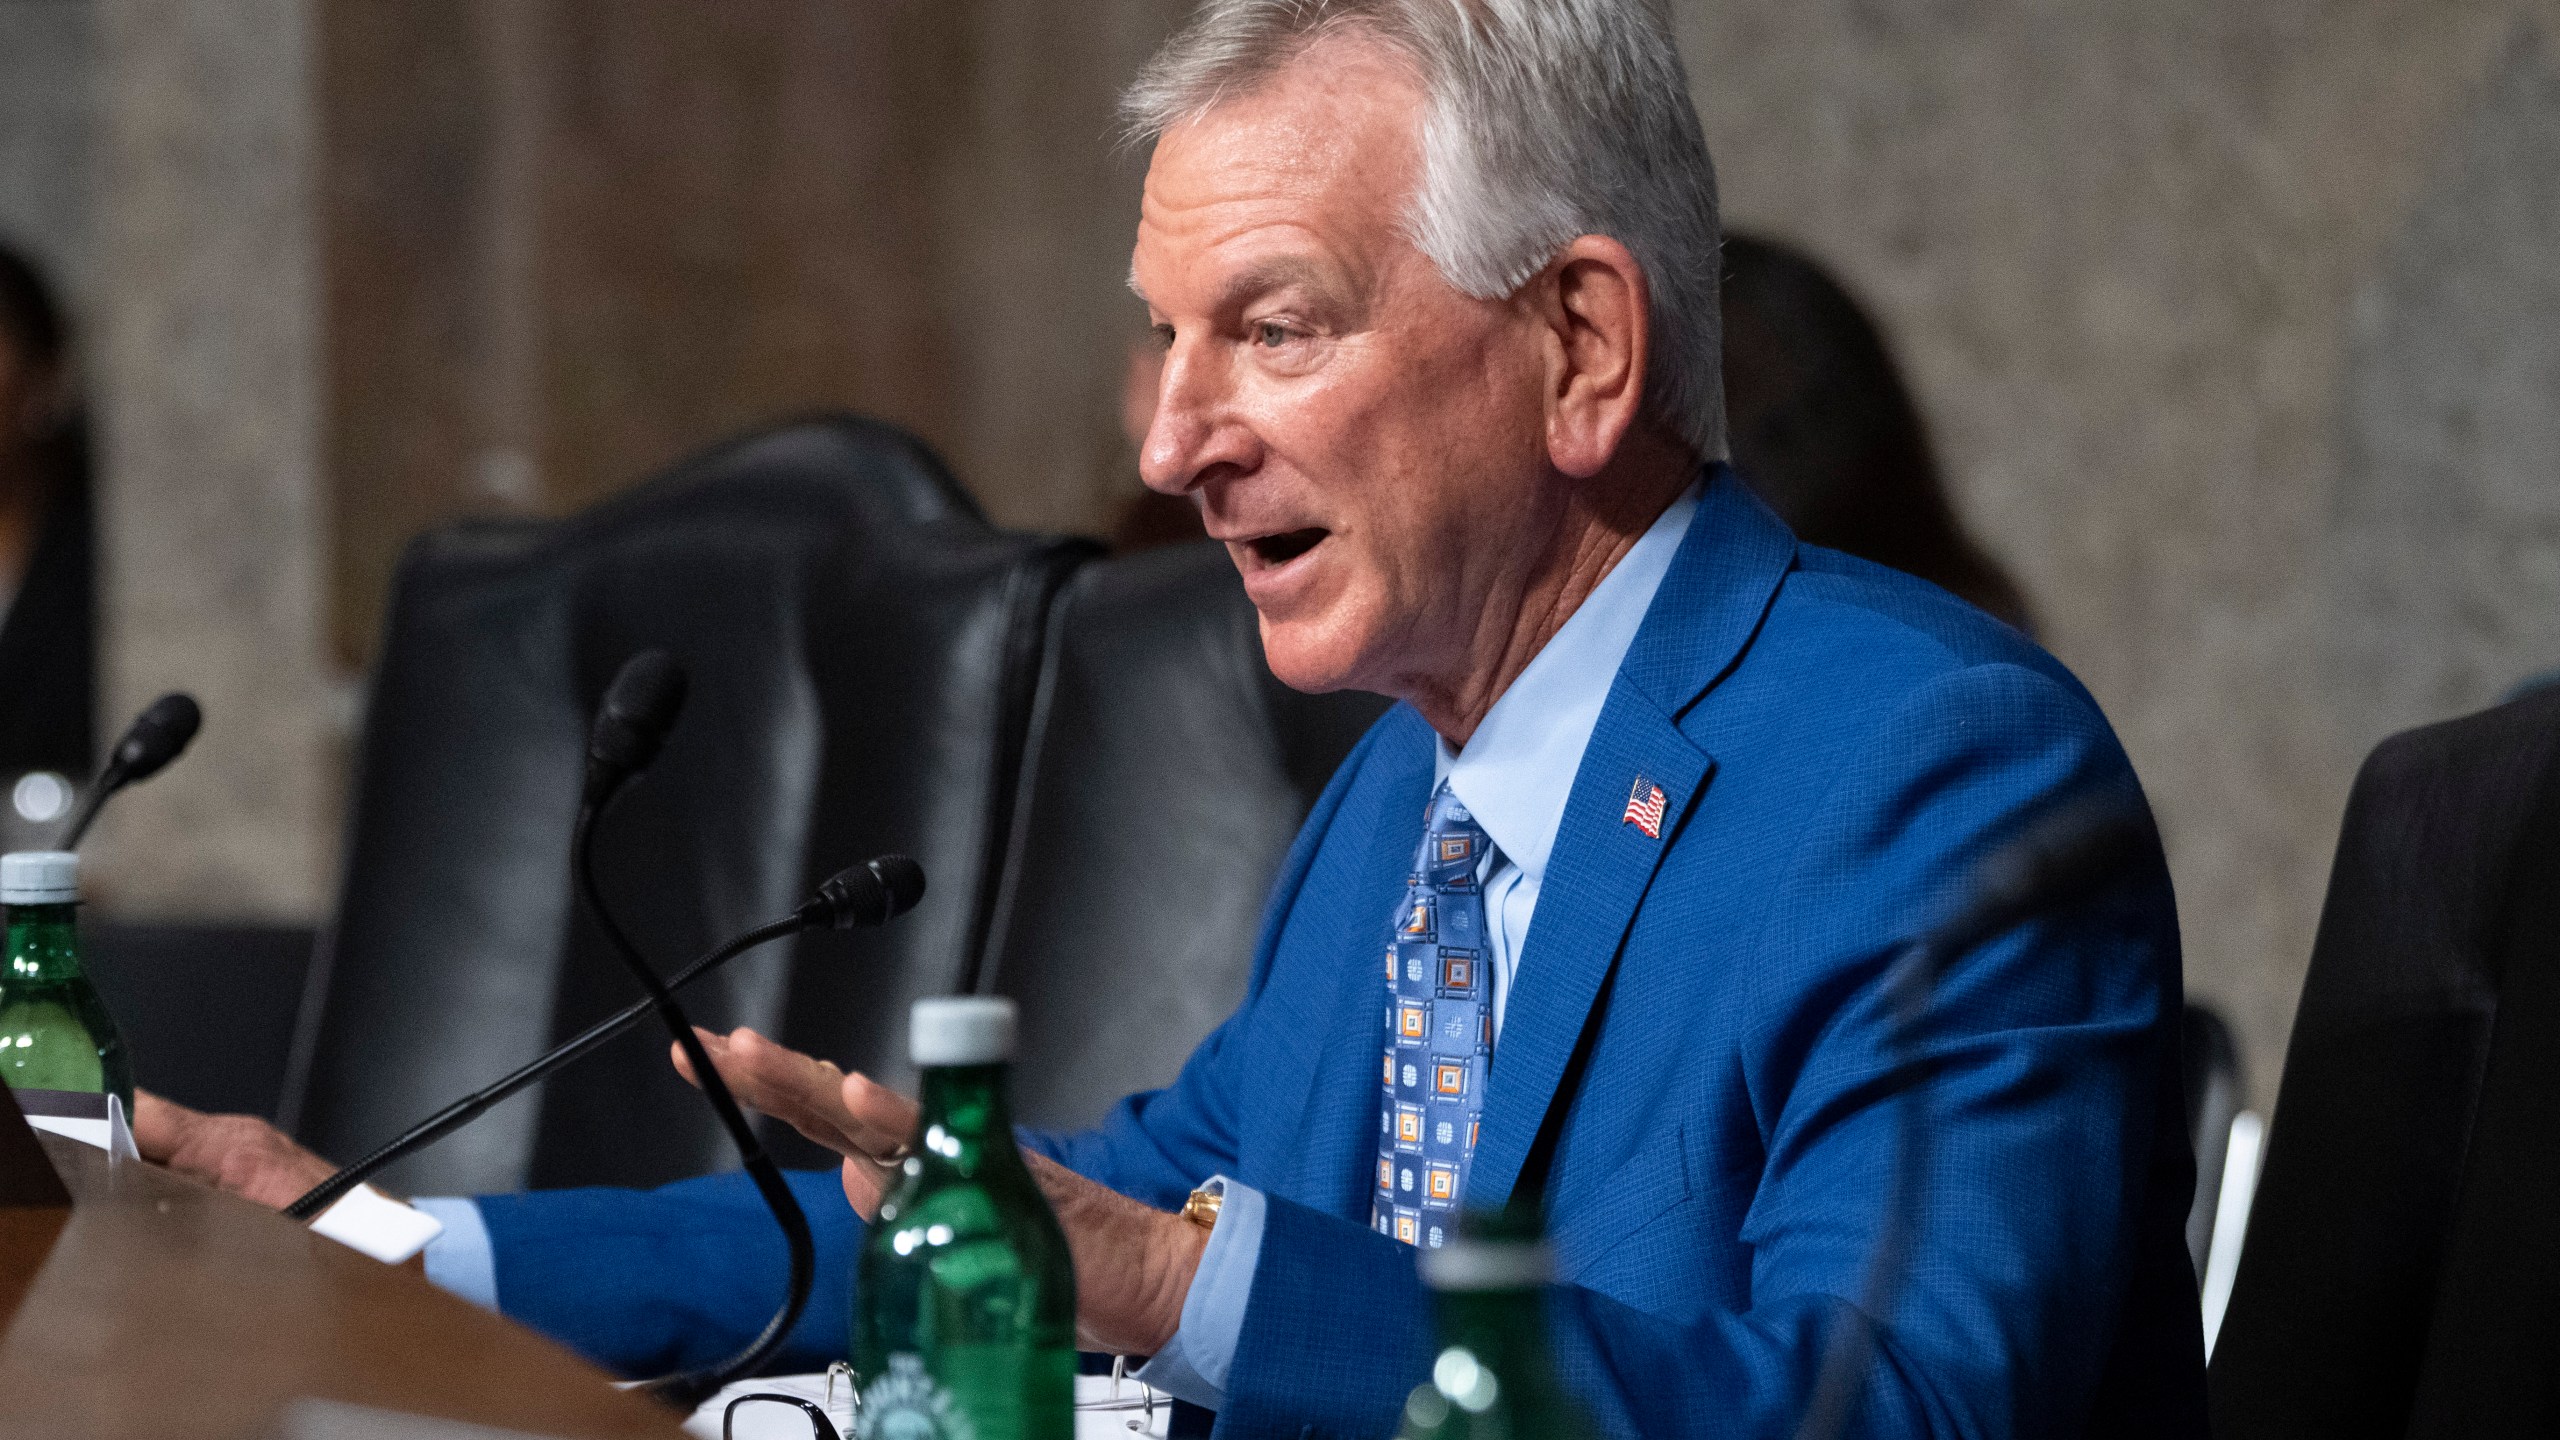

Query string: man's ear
[1534,234,1650,480]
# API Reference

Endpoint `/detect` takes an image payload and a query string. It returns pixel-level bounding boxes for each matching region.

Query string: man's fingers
[670,1026,909,1163]
[840,1157,897,1223]
[668,1035,704,1087]
[129,1098,337,1212]
[663,1026,923,1167]
[839,1071,921,1158]
[131,1088,198,1163]
[725,1029,854,1139]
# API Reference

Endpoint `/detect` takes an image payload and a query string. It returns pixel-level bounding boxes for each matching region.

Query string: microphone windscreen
[868,855,927,918]
[115,693,203,781]
[812,854,928,929]
[588,650,689,777]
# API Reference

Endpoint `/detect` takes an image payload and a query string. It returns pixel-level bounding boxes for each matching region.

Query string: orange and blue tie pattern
[1373,780,1492,1249]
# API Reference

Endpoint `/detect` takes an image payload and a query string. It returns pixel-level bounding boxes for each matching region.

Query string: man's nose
[1139,341,1256,496]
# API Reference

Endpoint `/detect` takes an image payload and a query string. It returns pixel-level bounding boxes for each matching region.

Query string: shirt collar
[1433,479,1702,884]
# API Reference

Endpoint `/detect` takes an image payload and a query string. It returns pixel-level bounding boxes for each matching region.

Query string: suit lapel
[1467,466,1797,1210]
[1466,684,1709,1208]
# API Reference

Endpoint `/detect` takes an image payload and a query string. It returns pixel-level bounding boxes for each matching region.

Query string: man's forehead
[1130,38,1424,305]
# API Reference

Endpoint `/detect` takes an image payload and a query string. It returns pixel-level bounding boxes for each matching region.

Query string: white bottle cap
[910,996,1017,1067]
[1,850,79,905]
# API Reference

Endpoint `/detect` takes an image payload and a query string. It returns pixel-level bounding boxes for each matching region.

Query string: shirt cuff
[413,1196,500,1311]
[1134,1177,1266,1411]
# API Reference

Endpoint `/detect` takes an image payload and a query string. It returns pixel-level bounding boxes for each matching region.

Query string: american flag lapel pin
[1621,773,1667,839]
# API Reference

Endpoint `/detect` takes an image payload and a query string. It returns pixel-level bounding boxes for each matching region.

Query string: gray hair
[1122,0,1726,460]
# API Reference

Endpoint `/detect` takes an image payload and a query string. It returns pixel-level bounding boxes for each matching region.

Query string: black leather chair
[977,542,1389,1130]
[85,923,316,1120]
[286,417,1092,1194]
[2209,686,2560,1439]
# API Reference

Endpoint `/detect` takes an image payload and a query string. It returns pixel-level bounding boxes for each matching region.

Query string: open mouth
[1245,528,1328,567]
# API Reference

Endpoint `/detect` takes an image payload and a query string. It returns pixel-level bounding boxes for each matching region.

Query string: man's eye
[1253,321,1291,348]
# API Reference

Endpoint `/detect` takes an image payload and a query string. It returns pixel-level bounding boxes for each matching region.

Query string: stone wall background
[86,0,339,920]
[8,0,2560,1109]
[0,0,93,296]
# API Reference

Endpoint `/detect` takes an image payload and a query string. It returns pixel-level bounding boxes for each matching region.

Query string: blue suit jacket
[479,473,2206,1438]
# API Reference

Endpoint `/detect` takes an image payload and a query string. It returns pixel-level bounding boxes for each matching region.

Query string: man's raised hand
[668,1026,920,1218]
[673,1027,1207,1354]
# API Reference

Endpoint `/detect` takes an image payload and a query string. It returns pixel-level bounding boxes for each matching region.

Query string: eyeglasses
[1078,1354,1168,1433]
[717,1356,1172,1439]
[720,1362,854,1440]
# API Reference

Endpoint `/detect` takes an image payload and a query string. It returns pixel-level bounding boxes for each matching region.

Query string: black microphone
[811,854,927,930]
[571,649,829,1406]
[59,692,203,848]
[584,649,687,808]
[280,855,924,1222]
[1794,795,2155,1440]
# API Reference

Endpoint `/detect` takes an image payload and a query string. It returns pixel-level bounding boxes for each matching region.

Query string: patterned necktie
[1373,779,1494,1249]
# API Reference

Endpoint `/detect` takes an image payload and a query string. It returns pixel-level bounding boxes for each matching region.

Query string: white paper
[309,1182,446,1265]
[26,1113,109,1150]
[27,1092,138,1159]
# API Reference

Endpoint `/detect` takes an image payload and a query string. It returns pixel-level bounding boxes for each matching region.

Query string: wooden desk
[0,1134,684,1439]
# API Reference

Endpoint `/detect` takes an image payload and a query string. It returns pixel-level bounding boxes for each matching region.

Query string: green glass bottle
[0,850,133,1117]
[855,996,1074,1440]
[1394,1216,1597,1440]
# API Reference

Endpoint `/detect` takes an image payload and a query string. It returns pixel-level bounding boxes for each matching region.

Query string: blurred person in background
[0,240,97,815]
[1120,231,2036,638]
[1719,233,2031,632]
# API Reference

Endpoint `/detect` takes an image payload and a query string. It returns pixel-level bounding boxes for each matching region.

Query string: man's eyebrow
[1214,257,1333,309]
[1125,257,1345,315]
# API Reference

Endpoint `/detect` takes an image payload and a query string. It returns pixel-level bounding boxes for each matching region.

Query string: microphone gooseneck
[282,648,927,1402]
[59,692,204,849]
[1917,799,2155,968]
[1792,796,2155,1440]
[563,650,804,1407]
[573,810,811,1404]
[279,856,923,1223]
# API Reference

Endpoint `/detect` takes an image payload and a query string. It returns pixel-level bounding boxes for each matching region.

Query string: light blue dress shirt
[416,481,1701,1409]
[1137,481,1700,1409]
[414,1194,500,1309]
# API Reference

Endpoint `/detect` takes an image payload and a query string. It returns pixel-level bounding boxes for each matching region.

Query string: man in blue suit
[139,1,2204,1433]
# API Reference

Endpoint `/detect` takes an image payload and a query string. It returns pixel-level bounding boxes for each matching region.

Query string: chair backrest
[87,923,315,1122]
[978,542,1389,1130]
[287,417,1091,1193]
[2209,686,2560,1439]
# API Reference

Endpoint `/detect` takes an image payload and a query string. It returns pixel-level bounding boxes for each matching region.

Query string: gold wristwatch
[1179,1179,1226,1231]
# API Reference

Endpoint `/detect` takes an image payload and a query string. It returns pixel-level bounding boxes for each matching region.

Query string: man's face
[1131,40,1564,699]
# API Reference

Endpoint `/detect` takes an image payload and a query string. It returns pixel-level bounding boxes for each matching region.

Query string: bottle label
[857,1353,977,1440]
